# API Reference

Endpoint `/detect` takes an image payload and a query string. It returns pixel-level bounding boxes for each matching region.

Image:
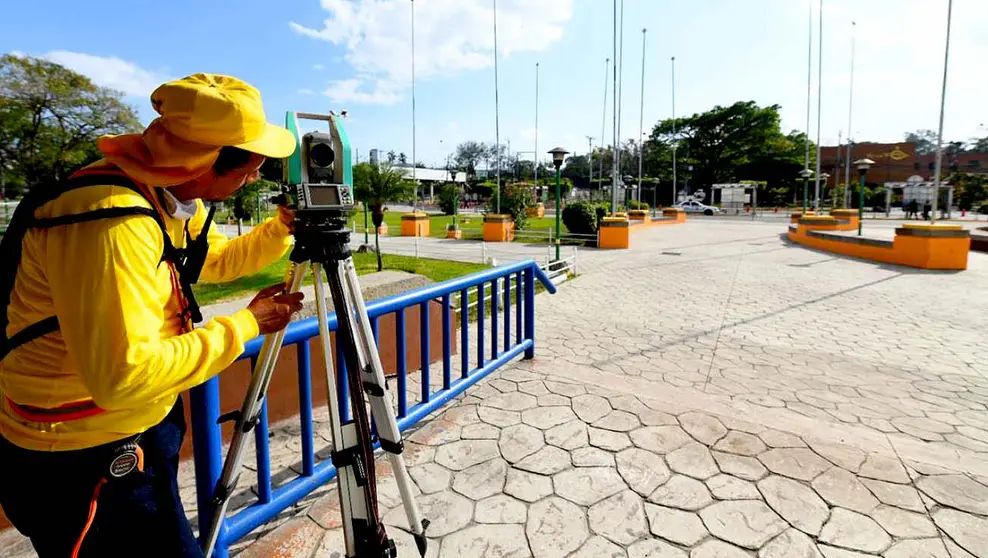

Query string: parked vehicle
[674,200,721,216]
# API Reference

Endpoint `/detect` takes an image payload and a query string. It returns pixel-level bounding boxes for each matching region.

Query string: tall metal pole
[411,0,417,210]
[611,0,620,214]
[587,136,594,192]
[814,0,824,211]
[554,166,562,261]
[599,58,610,190]
[615,0,626,205]
[931,0,953,223]
[803,0,812,213]
[671,56,677,204]
[843,21,856,208]
[637,28,647,204]
[493,0,501,213]
[534,62,540,185]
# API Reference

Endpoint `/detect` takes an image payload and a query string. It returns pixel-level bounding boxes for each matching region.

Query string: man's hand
[247,283,305,334]
[277,206,296,233]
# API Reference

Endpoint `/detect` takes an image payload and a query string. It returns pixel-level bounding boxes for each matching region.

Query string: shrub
[979,201,988,215]
[562,202,600,236]
[627,200,649,210]
[594,202,611,225]
[487,183,535,230]
[437,184,461,215]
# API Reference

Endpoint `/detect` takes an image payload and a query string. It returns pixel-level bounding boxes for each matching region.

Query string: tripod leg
[312,263,375,558]
[202,261,309,557]
[338,257,429,556]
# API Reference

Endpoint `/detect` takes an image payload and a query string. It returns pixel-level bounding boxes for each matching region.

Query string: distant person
[907,199,919,219]
[0,74,305,557]
[923,202,932,220]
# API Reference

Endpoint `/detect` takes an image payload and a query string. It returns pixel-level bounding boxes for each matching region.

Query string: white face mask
[160,189,200,220]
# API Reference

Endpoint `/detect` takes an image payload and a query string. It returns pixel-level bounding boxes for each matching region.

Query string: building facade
[819,142,988,186]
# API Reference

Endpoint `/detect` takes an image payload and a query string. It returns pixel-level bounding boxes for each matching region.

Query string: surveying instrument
[202,112,428,558]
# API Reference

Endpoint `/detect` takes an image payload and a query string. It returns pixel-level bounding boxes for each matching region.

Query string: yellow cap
[150,73,296,158]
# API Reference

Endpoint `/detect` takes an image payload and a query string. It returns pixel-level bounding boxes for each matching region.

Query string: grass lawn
[350,211,574,244]
[193,252,489,305]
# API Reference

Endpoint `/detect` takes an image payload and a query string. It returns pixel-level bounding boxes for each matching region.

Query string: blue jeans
[0,397,203,558]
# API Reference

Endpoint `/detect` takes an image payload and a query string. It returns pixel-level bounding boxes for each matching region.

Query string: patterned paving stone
[484,392,539,412]
[808,442,866,473]
[588,490,649,545]
[475,494,528,524]
[410,462,453,494]
[384,490,473,537]
[758,448,832,481]
[408,419,462,446]
[699,500,787,550]
[810,467,880,514]
[711,450,768,481]
[757,528,823,558]
[526,496,589,558]
[593,411,642,432]
[573,447,616,467]
[817,508,892,554]
[756,475,830,536]
[516,445,571,475]
[538,394,571,407]
[573,394,612,423]
[451,458,507,500]
[916,474,988,515]
[647,475,713,511]
[758,429,807,449]
[856,454,910,484]
[690,539,750,558]
[554,467,628,506]
[630,426,691,454]
[883,539,950,558]
[816,544,873,558]
[544,380,587,397]
[932,508,988,558]
[706,474,760,500]
[589,426,633,452]
[461,422,502,440]
[644,504,709,546]
[712,431,766,457]
[568,536,626,558]
[438,524,530,558]
[616,447,671,496]
[871,504,937,538]
[545,421,589,450]
[435,439,501,471]
[518,380,550,396]
[859,478,924,512]
[679,411,729,446]
[499,424,545,463]
[490,378,519,392]
[628,538,687,558]
[666,441,719,480]
[478,406,522,427]
[442,404,480,425]
[504,467,553,503]
[522,406,578,430]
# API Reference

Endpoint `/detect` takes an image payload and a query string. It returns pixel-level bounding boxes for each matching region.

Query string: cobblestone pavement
[3,220,987,557]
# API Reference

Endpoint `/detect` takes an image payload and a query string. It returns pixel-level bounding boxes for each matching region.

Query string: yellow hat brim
[234,122,298,159]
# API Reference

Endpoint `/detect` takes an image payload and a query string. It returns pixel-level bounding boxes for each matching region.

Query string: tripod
[202,213,428,558]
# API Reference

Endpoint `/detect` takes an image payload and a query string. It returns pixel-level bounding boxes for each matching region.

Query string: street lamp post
[855,158,874,236]
[799,169,813,213]
[549,147,569,262]
[819,173,830,208]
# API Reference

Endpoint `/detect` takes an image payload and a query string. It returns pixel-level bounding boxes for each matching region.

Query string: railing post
[524,266,535,359]
[420,301,430,404]
[442,294,452,390]
[477,283,485,369]
[396,309,408,418]
[503,275,510,352]
[297,342,315,477]
[515,271,522,345]
[191,378,225,555]
[491,276,499,360]
[573,246,578,275]
[460,289,469,378]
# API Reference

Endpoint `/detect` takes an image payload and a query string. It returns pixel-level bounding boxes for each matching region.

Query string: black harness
[0,172,215,361]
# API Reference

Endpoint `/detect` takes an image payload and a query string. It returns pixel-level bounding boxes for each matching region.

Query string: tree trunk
[375,230,382,272]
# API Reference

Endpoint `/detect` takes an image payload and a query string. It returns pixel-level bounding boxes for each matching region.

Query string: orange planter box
[662,208,687,223]
[788,221,970,270]
[598,217,630,249]
[829,209,859,231]
[483,214,515,242]
[401,213,430,237]
[628,209,650,224]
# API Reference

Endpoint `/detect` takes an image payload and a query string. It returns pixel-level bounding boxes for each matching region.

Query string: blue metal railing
[190,260,556,557]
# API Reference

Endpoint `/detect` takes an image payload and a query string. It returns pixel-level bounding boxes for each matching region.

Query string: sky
[2,0,986,169]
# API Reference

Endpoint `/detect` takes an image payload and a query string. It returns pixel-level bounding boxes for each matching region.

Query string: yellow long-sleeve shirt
[0,182,292,451]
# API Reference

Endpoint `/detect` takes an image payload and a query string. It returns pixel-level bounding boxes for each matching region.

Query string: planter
[445,226,462,240]
[401,212,430,237]
[483,214,515,242]
[525,203,545,218]
[598,217,630,249]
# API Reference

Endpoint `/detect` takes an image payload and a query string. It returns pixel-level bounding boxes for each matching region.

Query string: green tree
[352,162,414,271]
[904,129,938,155]
[453,140,487,177]
[0,53,142,195]
[437,183,461,215]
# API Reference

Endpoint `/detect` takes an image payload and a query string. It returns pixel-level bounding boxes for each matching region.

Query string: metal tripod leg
[202,261,309,557]
[336,257,429,555]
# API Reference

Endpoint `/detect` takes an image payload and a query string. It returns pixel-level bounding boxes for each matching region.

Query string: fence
[190,259,557,557]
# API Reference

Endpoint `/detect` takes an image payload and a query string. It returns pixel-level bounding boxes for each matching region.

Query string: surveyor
[0,73,304,557]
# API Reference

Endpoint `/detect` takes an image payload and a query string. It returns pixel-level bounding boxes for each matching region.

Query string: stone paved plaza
[2,219,987,557]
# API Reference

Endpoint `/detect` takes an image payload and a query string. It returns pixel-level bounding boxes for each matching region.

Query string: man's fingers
[256,283,286,298]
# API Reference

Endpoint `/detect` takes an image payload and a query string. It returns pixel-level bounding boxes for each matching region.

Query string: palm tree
[352,162,414,271]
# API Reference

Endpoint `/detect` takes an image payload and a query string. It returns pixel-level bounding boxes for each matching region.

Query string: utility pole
[814,0,824,211]
[534,62,540,185]
[671,56,677,204]
[599,58,610,192]
[493,0,501,213]
[637,28,647,205]
[611,0,619,213]
[931,0,953,223]
[844,21,856,208]
[587,136,594,192]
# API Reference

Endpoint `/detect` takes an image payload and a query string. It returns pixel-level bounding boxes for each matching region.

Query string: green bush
[487,183,535,230]
[562,202,601,236]
[979,201,988,215]
[627,200,649,210]
[437,184,461,215]
[594,202,611,224]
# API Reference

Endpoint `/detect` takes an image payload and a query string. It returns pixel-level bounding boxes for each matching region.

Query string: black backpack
[0,170,214,360]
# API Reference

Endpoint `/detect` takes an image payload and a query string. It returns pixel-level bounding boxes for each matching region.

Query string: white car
[674,200,721,216]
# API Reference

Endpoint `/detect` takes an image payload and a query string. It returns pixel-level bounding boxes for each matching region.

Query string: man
[0,74,304,557]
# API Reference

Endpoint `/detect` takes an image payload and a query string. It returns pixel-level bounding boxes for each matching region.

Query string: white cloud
[298,88,317,95]
[45,50,169,98]
[290,0,573,105]
[313,63,324,70]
